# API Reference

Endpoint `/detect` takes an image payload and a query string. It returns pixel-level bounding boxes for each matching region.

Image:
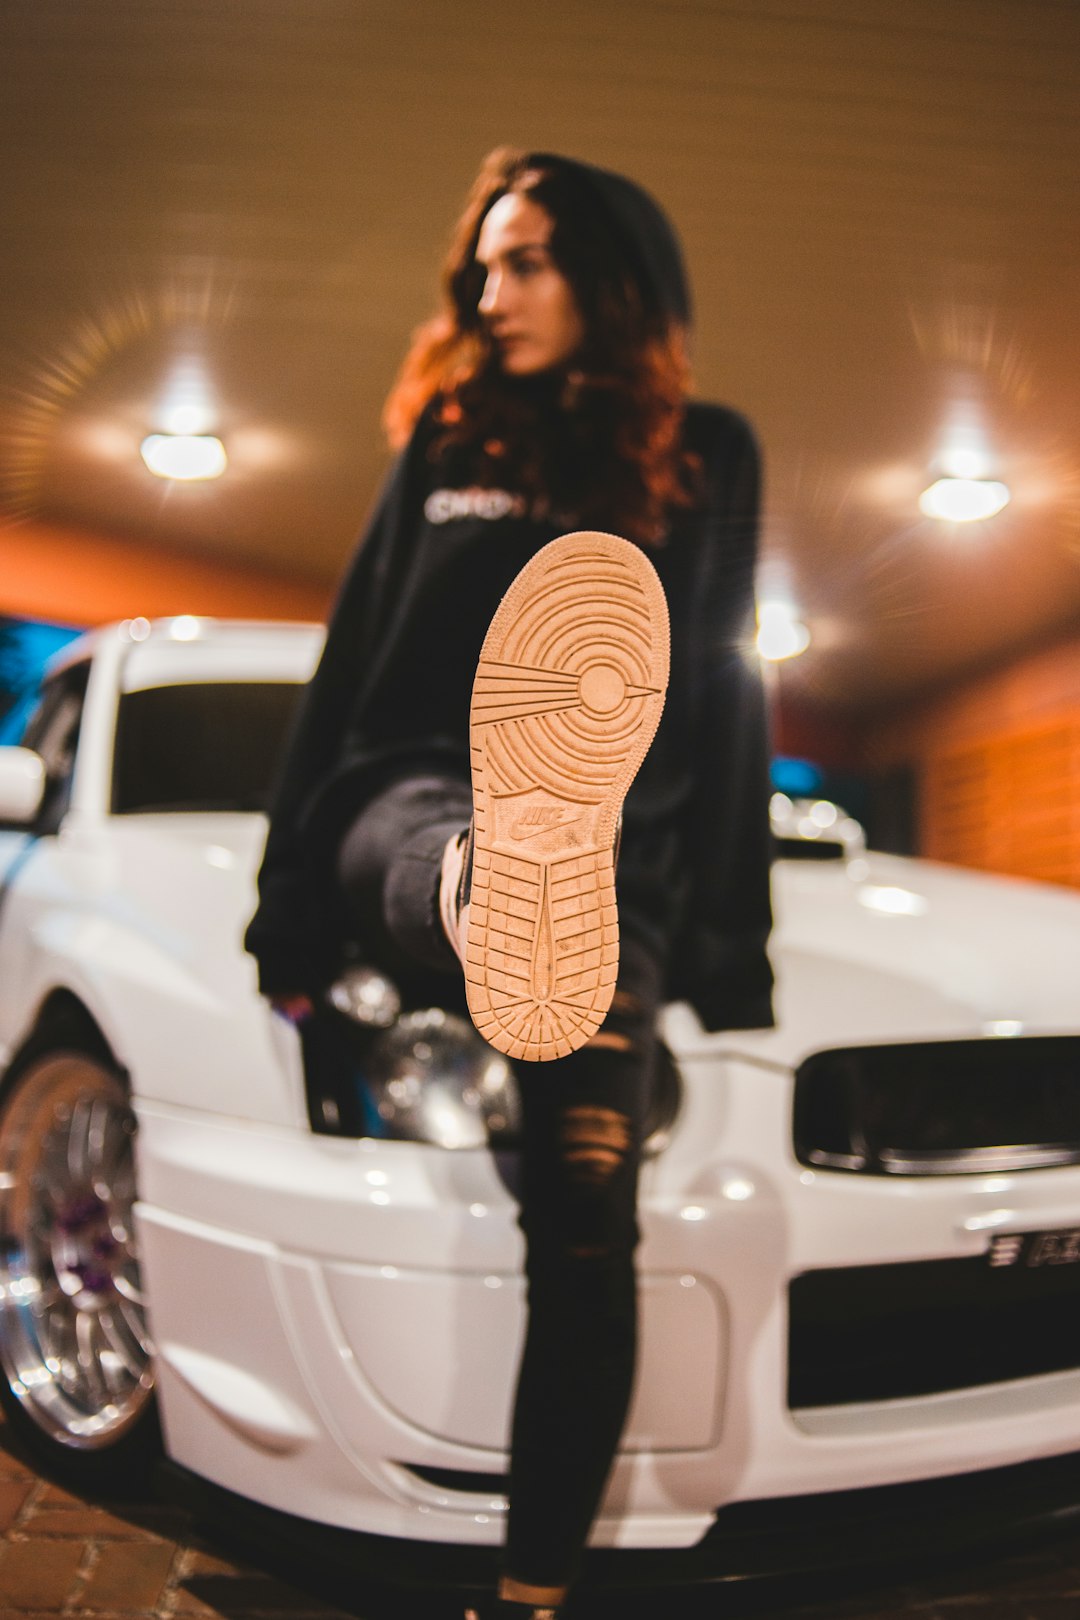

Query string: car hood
[103,817,1080,1069]
[669,850,1080,1067]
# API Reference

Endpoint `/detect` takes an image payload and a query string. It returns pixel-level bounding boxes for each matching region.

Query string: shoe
[463,530,669,1062]
[439,820,473,963]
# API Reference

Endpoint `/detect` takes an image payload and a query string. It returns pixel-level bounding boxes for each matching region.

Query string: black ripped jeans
[337,777,662,1590]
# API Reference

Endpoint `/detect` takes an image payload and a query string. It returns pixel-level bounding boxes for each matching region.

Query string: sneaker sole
[464,530,669,1062]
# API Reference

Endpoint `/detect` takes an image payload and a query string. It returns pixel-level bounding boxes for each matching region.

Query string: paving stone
[169,1587,242,1619]
[9,1417,1080,1620]
[171,1546,326,1614]
[0,1478,34,1532]
[183,1545,262,1579]
[77,1536,179,1611]
[0,1447,35,1483]
[35,1480,85,1507]
[0,1534,86,1609]
[119,1503,198,1540]
[20,1501,165,1538]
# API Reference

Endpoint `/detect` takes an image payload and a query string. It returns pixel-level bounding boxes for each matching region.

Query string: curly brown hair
[382,148,701,545]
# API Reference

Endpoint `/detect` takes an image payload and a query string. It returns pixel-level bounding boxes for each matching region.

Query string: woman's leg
[501,935,661,1603]
[337,784,662,1611]
[336,775,472,974]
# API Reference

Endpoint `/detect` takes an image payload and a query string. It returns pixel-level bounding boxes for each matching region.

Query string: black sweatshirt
[245,398,775,1033]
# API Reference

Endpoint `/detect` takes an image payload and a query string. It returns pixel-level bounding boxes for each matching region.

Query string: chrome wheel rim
[0,1052,154,1448]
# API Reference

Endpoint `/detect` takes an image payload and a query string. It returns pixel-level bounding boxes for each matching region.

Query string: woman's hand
[269,992,316,1025]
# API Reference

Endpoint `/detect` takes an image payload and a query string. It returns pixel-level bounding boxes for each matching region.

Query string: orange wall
[873,632,1080,888]
[1,519,331,626]
[873,635,1080,763]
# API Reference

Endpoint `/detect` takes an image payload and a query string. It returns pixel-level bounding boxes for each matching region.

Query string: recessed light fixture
[756,600,811,661]
[161,402,216,437]
[156,358,218,437]
[918,477,1010,523]
[140,433,227,481]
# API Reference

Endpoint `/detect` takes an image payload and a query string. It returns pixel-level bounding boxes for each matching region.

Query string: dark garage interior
[2,2,1080,1616]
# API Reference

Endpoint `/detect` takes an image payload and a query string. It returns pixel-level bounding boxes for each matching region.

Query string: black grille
[400,1463,508,1495]
[789,1252,1080,1407]
[793,1036,1080,1175]
[775,837,845,861]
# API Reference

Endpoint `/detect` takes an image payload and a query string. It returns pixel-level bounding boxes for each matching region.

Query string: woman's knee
[522,1103,641,1266]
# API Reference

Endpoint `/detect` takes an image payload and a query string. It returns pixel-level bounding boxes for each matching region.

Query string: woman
[246,148,774,1619]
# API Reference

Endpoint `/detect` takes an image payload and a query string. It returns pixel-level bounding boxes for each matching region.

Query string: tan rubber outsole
[464,530,670,1062]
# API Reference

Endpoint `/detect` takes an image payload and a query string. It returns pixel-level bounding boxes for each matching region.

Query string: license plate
[988,1228,1080,1269]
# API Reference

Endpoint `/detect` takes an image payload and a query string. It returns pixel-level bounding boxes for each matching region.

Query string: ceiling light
[156,358,218,437]
[162,402,216,436]
[140,434,227,481]
[940,445,990,480]
[918,477,1010,523]
[938,401,992,481]
[756,601,811,661]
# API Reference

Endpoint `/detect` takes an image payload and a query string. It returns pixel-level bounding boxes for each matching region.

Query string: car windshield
[112,681,302,814]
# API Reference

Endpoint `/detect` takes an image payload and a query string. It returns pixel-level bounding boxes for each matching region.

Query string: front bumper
[133,1049,1080,1550]
[160,1448,1080,1590]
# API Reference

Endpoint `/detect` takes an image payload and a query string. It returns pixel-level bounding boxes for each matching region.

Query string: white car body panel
[2,619,1080,1554]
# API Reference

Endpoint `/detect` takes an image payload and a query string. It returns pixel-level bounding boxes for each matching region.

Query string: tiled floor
[3,1414,1080,1619]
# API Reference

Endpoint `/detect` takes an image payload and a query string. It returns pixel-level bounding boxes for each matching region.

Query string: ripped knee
[584,988,647,1055]
[585,1029,633,1052]
[559,1105,633,1186]
[532,1106,639,1262]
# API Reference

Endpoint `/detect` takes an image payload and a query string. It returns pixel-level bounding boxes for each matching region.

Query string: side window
[19,664,90,833]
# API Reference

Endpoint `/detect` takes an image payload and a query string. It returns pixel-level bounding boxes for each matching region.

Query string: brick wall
[873,633,1080,889]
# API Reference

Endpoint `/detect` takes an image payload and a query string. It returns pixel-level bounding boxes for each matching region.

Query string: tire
[0,1025,161,1492]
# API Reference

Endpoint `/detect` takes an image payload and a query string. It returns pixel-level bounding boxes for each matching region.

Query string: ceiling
[3,0,1079,714]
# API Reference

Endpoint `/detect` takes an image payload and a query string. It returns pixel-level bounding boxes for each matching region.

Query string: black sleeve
[243,421,432,996]
[670,411,776,1030]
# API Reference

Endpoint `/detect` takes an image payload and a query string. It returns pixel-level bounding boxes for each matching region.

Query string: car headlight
[364,1008,521,1150]
[308,974,681,1153]
[327,964,401,1027]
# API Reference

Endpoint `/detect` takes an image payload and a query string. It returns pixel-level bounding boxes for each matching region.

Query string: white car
[2,617,1080,1579]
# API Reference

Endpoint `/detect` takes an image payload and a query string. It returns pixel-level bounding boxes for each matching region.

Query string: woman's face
[474,192,585,376]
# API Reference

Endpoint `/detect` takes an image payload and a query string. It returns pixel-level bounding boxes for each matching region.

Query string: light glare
[757,601,811,662]
[161,402,215,436]
[857,885,929,917]
[722,1177,755,1202]
[940,445,989,480]
[919,478,1010,523]
[140,434,227,481]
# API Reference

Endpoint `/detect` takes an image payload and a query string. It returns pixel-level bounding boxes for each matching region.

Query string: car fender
[15,903,305,1131]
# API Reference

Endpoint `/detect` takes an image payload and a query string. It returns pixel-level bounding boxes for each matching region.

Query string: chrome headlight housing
[327,965,401,1027]
[361,1008,520,1149]
[305,971,679,1152]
